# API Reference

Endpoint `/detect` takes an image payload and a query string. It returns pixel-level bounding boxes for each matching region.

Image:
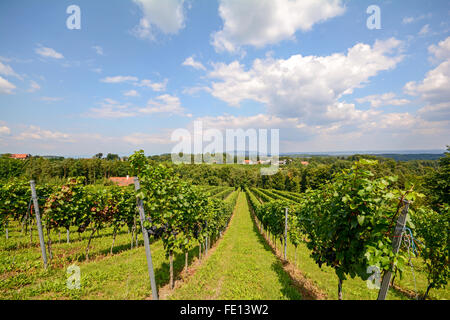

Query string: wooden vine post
[377,200,410,300]
[30,180,48,269]
[134,177,159,300]
[205,221,208,256]
[284,207,288,261]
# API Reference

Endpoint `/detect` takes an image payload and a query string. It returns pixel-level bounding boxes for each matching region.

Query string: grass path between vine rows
[0,235,201,300]
[168,192,302,300]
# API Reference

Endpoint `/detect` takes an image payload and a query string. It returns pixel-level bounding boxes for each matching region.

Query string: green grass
[1,188,447,300]
[388,255,450,300]
[271,238,404,300]
[0,222,142,275]
[0,231,207,299]
[0,218,206,299]
[247,188,449,300]
[168,192,302,300]
[272,235,450,300]
[0,192,240,300]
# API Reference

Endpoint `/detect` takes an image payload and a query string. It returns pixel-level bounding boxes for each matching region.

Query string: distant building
[301,161,309,166]
[242,159,254,165]
[109,176,134,186]
[10,154,31,160]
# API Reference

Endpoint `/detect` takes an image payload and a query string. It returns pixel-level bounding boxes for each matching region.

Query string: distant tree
[0,158,23,179]
[94,153,103,159]
[424,146,450,209]
[106,153,119,161]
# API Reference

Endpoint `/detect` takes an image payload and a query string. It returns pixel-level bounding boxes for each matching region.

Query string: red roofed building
[301,161,309,166]
[109,176,134,187]
[10,154,31,160]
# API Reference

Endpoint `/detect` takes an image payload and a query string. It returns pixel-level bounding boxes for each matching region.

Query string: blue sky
[0,0,449,156]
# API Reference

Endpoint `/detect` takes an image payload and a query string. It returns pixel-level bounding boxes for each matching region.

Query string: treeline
[172,156,439,193]
[0,156,131,184]
[0,153,441,193]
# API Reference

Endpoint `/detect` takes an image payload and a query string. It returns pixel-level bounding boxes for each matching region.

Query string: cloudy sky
[0,0,449,156]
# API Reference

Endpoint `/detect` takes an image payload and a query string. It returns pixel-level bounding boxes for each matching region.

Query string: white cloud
[375,113,417,130]
[0,76,16,94]
[402,13,432,25]
[27,80,41,93]
[186,108,448,152]
[196,113,299,131]
[89,94,189,118]
[182,86,211,96]
[100,75,166,91]
[0,61,21,79]
[418,24,431,36]
[0,56,33,64]
[40,97,63,102]
[428,36,450,63]
[417,102,450,122]
[208,38,404,124]
[0,125,175,155]
[405,37,450,122]
[93,46,104,55]
[182,56,206,70]
[35,46,64,59]
[0,126,11,135]
[139,94,190,116]
[124,90,140,97]
[0,57,12,63]
[135,79,168,91]
[133,18,154,40]
[100,76,139,83]
[4,110,447,155]
[16,125,74,142]
[123,132,172,145]
[404,61,450,105]
[132,0,187,40]
[212,0,345,53]
[90,99,137,118]
[195,105,374,137]
[356,93,410,108]
[402,17,414,24]
[61,61,81,68]
[323,102,379,124]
